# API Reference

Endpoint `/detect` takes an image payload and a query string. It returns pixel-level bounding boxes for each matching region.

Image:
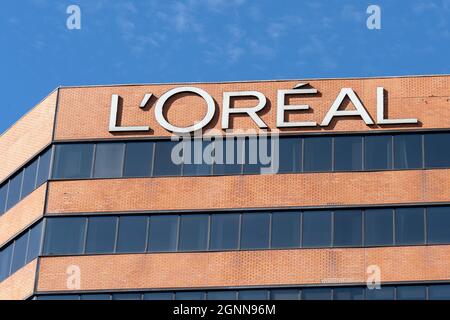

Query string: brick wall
[0,260,37,300]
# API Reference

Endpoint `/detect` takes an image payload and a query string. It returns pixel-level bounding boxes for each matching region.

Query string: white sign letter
[222,91,267,129]
[277,85,318,127]
[109,94,150,132]
[376,87,417,124]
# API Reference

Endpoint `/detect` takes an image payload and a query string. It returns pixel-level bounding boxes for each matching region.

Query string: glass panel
[148,215,178,252]
[271,211,300,248]
[394,134,423,169]
[182,140,213,176]
[0,184,7,215]
[427,207,450,244]
[143,292,174,300]
[5,171,23,211]
[27,222,43,263]
[333,287,364,300]
[175,291,205,300]
[112,293,141,300]
[301,288,332,300]
[429,284,450,300]
[365,286,395,300]
[238,290,268,300]
[364,209,393,246]
[38,295,80,300]
[303,137,332,172]
[207,291,237,300]
[270,289,299,300]
[334,136,363,171]
[80,294,111,300]
[277,137,302,173]
[0,245,13,281]
[213,137,243,175]
[93,143,124,178]
[395,208,425,245]
[36,148,52,186]
[123,141,154,177]
[21,160,38,199]
[396,286,426,300]
[178,215,209,251]
[425,133,450,168]
[116,216,147,253]
[364,135,392,170]
[243,137,272,174]
[302,211,332,248]
[333,210,362,247]
[210,213,239,250]
[153,141,182,177]
[53,144,94,179]
[43,217,86,255]
[85,216,117,254]
[10,232,29,274]
[240,212,270,249]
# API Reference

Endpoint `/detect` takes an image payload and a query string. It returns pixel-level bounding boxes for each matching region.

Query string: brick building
[1,74,450,300]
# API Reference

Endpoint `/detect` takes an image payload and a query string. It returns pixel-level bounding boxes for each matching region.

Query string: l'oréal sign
[109,83,418,134]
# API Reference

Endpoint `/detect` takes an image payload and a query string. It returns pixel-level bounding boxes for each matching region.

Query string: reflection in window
[86,216,117,254]
[271,211,300,248]
[396,286,426,300]
[112,293,142,300]
[182,140,213,176]
[213,137,244,175]
[148,215,178,252]
[53,144,94,179]
[80,294,111,300]
[277,137,302,173]
[365,287,395,300]
[427,207,450,244]
[123,142,153,177]
[364,135,392,170]
[178,215,209,251]
[36,148,52,187]
[425,133,450,168]
[364,209,393,246]
[334,136,363,171]
[333,287,364,300]
[395,208,425,245]
[394,134,423,169]
[0,184,7,215]
[27,222,43,263]
[302,288,332,300]
[21,160,38,199]
[175,291,205,300]
[302,211,331,248]
[0,245,13,281]
[93,143,124,178]
[428,285,450,300]
[210,213,239,250]
[5,172,23,211]
[143,292,174,300]
[153,141,182,177]
[116,216,147,253]
[303,137,332,172]
[238,290,268,300]
[44,217,86,255]
[270,289,299,300]
[207,291,237,300]
[333,210,362,247]
[10,232,29,274]
[240,212,270,249]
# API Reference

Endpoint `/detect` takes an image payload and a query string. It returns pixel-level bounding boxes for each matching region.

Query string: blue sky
[0,0,449,132]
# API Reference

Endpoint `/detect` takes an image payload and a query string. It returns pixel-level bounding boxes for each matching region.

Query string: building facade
[1,75,450,300]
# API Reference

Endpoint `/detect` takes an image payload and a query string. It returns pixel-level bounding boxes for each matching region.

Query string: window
[5,171,23,211]
[175,291,205,300]
[112,293,142,300]
[38,295,80,300]
[277,137,302,173]
[394,134,423,169]
[364,135,392,170]
[428,285,450,300]
[365,287,395,300]
[210,213,239,250]
[182,140,213,176]
[207,291,237,300]
[395,208,425,245]
[333,287,364,300]
[80,294,111,300]
[178,215,209,251]
[334,136,363,171]
[93,143,124,178]
[425,133,450,168]
[10,232,29,274]
[0,245,13,281]
[243,137,272,174]
[123,142,154,177]
[153,141,182,176]
[238,290,268,300]
[271,211,300,248]
[427,207,450,244]
[364,209,393,246]
[213,137,243,175]
[21,160,38,199]
[396,286,426,300]
[26,222,43,263]
[53,144,94,179]
[148,215,178,252]
[240,212,270,249]
[302,211,332,248]
[116,216,147,253]
[303,137,332,172]
[36,148,52,186]
[301,288,332,300]
[333,210,362,247]
[271,289,299,300]
[0,184,7,215]
[85,216,117,254]
[143,292,174,300]
[44,218,86,255]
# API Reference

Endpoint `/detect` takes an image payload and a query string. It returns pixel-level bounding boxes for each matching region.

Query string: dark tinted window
[182,140,213,176]
[214,138,243,175]
[86,216,117,254]
[395,208,425,245]
[334,136,363,171]
[302,288,332,300]
[148,215,178,252]
[27,222,43,263]
[93,143,124,178]
[333,210,362,247]
[277,137,302,173]
[394,134,423,169]
[0,184,7,215]
[143,292,173,300]
[396,286,426,300]
[210,213,239,250]
[6,171,23,211]
[36,148,52,186]
[112,293,141,300]
[38,295,80,300]
[0,245,13,281]
[21,160,38,199]
[123,142,154,177]
[427,207,450,244]
[238,290,268,300]
[364,209,393,246]
[303,137,332,172]
[302,211,332,248]
[333,287,364,300]
[53,144,94,179]
[153,141,182,176]
[44,218,86,255]
[240,212,270,249]
[243,137,273,174]
[10,232,29,274]
[271,289,299,300]
[116,216,147,253]
[207,291,237,300]
[271,211,300,248]
[178,215,209,251]
[364,135,392,170]
[175,291,205,300]
[429,284,450,300]
[425,133,450,168]
[80,294,111,300]
[365,287,395,300]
